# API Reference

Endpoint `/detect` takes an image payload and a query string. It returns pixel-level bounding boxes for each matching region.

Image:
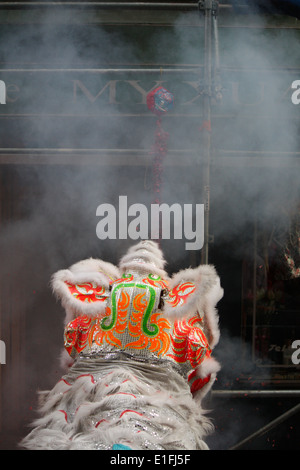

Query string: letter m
[73,80,119,104]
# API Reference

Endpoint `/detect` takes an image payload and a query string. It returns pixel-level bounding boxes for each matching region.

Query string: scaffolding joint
[198,0,219,17]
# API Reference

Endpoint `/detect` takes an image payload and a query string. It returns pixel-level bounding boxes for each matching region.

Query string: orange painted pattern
[126,292,171,356]
[104,291,129,348]
[64,277,209,369]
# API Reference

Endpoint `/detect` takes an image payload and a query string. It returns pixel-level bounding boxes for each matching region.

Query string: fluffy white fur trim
[126,240,165,261]
[192,373,217,403]
[20,364,214,450]
[191,357,221,403]
[201,276,224,348]
[163,264,220,320]
[119,241,168,278]
[51,258,120,323]
[68,258,120,281]
[119,242,167,273]
[59,348,74,370]
[195,356,221,379]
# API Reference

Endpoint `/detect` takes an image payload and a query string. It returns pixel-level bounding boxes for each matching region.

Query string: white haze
[0,5,299,450]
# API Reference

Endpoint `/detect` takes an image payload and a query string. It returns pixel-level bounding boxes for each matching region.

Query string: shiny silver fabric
[21,354,212,450]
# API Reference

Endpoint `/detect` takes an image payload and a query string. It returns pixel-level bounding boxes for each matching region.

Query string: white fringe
[51,258,120,323]
[20,361,214,450]
[164,265,223,320]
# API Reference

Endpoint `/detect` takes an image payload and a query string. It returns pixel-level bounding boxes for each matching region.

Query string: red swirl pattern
[166,282,196,307]
[64,315,92,355]
[65,281,107,303]
[167,316,211,368]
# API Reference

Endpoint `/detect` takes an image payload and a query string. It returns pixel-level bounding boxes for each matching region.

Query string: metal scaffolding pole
[212,390,300,398]
[229,403,300,450]
[199,0,216,264]
[0,68,201,74]
[0,2,199,8]
[0,1,241,11]
[0,2,252,10]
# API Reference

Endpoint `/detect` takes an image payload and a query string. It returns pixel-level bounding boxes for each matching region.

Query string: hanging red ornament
[147,86,174,116]
[147,86,174,241]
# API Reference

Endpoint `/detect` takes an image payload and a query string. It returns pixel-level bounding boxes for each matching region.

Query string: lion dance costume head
[21,241,223,450]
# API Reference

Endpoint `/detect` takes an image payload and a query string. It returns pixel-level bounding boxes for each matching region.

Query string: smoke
[0,8,298,259]
[0,4,299,449]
